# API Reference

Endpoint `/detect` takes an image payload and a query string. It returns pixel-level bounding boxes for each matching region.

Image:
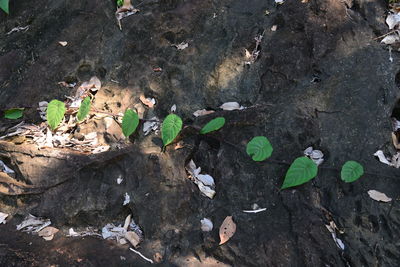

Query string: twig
[373,30,398,40]
[129,248,154,264]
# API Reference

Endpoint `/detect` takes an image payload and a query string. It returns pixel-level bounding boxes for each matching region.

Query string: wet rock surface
[1,0,400,266]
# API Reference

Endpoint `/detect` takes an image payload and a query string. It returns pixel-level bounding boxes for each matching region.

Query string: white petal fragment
[200,218,213,232]
[123,192,131,206]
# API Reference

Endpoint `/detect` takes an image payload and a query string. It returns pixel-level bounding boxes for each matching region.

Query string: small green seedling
[46,100,66,130]
[161,114,182,147]
[341,160,364,183]
[0,0,9,14]
[77,97,91,122]
[200,117,225,134]
[4,108,24,119]
[246,136,273,161]
[281,156,318,189]
[122,109,140,138]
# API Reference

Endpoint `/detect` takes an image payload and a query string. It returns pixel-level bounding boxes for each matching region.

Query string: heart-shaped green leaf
[0,0,9,14]
[4,108,24,119]
[161,114,182,146]
[200,117,225,134]
[281,157,318,189]
[122,109,139,137]
[246,136,273,161]
[77,97,91,121]
[46,100,66,130]
[341,161,364,183]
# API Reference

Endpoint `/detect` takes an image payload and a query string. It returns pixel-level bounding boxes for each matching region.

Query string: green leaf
[117,0,123,7]
[246,136,273,161]
[46,100,66,130]
[340,161,364,183]
[161,114,182,146]
[4,108,24,119]
[200,117,225,134]
[122,109,139,137]
[77,97,91,121]
[0,0,9,14]
[281,157,318,189]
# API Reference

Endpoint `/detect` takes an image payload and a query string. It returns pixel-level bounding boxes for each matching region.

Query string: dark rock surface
[1,0,400,266]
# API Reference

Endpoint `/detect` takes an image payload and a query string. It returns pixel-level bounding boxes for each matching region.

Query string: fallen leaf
[386,13,400,29]
[275,0,284,4]
[381,34,400,45]
[0,212,8,224]
[368,190,392,202]
[153,67,162,72]
[201,218,213,232]
[89,76,101,92]
[193,109,215,117]
[271,25,277,31]
[116,0,140,30]
[170,104,177,113]
[245,49,252,59]
[173,42,189,50]
[374,150,394,166]
[219,102,244,111]
[125,231,141,247]
[140,95,156,108]
[38,226,59,241]
[58,41,68,46]
[196,174,215,187]
[219,216,236,245]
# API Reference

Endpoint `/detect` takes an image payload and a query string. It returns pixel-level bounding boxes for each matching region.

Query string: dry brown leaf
[139,95,155,108]
[392,132,400,149]
[58,41,68,47]
[125,231,141,247]
[153,252,163,263]
[219,216,236,245]
[38,226,59,241]
[368,190,392,202]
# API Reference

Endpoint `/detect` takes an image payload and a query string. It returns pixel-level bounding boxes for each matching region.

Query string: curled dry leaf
[116,0,140,30]
[392,132,400,149]
[367,190,392,202]
[140,95,156,108]
[58,41,68,46]
[125,231,141,247]
[38,226,59,241]
[219,216,236,245]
